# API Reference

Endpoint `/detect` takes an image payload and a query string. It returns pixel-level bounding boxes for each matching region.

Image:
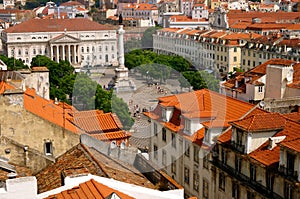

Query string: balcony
[279,165,298,180]
[211,159,283,199]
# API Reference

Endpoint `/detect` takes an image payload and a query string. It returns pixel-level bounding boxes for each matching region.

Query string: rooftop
[4,18,115,33]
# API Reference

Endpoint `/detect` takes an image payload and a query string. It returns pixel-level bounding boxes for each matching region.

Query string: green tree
[31,55,75,102]
[180,71,219,92]
[111,94,134,130]
[0,55,29,70]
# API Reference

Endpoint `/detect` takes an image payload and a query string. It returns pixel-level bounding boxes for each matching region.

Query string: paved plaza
[87,66,183,149]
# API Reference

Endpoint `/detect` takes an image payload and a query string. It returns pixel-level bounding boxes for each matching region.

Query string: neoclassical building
[1,18,118,68]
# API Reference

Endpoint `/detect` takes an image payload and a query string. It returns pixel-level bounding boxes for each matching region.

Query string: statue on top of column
[118,14,123,25]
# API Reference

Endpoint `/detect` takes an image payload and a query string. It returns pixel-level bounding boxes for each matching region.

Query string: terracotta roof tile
[282,112,300,123]
[0,162,32,181]
[60,1,84,7]
[0,81,16,94]
[250,118,300,166]
[91,131,131,141]
[218,128,232,144]
[44,178,135,199]
[230,113,286,132]
[72,111,123,133]
[4,18,115,33]
[31,66,49,72]
[24,88,78,133]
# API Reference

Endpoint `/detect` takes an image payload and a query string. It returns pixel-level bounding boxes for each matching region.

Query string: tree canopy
[0,55,29,70]
[125,50,219,92]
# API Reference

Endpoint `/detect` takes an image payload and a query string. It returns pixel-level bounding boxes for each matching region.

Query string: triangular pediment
[49,34,80,43]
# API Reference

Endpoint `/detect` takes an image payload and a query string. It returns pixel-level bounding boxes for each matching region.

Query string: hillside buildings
[1,18,118,69]
[145,88,300,199]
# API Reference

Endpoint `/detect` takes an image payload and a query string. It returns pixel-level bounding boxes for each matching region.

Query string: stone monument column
[115,25,129,81]
[108,24,136,92]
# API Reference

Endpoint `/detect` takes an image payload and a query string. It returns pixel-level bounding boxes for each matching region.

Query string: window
[171,156,176,174]
[81,47,84,53]
[243,59,245,65]
[171,133,176,148]
[219,172,225,191]
[185,140,190,157]
[87,47,89,53]
[162,128,166,142]
[99,46,102,52]
[193,172,199,191]
[154,145,158,159]
[99,55,102,60]
[221,148,227,164]
[112,54,114,59]
[105,54,108,62]
[194,145,199,163]
[234,47,237,52]
[154,123,157,136]
[25,49,28,55]
[162,149,166,166]
[236,131,243,146]
[184,166,190,184]
[33,49,36,55]
[253,61,256,67]
[258,86,263,93]
[18,49,21,56]
[233,56,237,62]
[105,46,108,51]
[287,152,295,176]
[203,155,208,169]
[235,155,241,173]
[203,179,209,199]
[232,182,239,199]
[111,45,114,51]
[185,119,191,132]
[250,163,256,181]
[45,141,53,155]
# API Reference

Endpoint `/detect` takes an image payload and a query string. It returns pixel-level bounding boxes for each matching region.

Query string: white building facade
[1,18,118,68]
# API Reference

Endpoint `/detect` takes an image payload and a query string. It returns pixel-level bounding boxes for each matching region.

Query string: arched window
[81,47,84,53]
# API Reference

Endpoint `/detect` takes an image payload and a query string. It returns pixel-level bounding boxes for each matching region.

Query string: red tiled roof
[250,143,280,167]
[24,88,78,133]
[4,18,115,33]
[72,111,123,133]
[282,112,300,123]
[60,1,84,7]
[218,128,232,144]
[230,113,286,132]
[91,131,131,141]
[0,81,16,94]
[44,179,135,199]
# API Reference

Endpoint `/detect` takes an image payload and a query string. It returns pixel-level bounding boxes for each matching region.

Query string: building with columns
[1,18,118,69]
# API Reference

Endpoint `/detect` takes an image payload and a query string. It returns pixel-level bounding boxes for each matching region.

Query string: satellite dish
[259,101,265,108]
[110,141,117,149]
[286,69,293,82]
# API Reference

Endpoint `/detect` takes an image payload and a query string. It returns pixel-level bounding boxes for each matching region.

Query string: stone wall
[264,97,300,113]
[0,95,80,173]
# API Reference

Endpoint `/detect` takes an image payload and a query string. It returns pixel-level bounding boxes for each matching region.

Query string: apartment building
[154,28,262,74]
[212,111,300,199]
[153,24,300,77]
[145,89,266,198]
